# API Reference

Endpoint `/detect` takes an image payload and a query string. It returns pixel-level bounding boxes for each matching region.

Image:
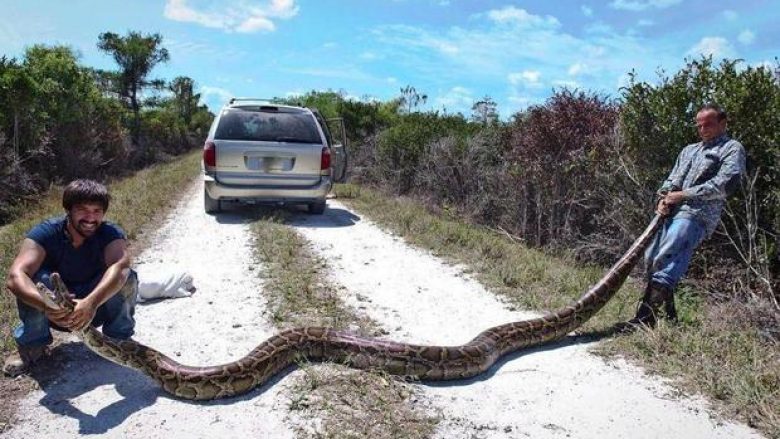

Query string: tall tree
[97,31,169,144]
[399,85,427,113]
[169,76,198,125]
[0,57,38,159]
[471,96,499,126]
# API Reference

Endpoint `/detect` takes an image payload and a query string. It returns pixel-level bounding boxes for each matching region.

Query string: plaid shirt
[659,133,746,237]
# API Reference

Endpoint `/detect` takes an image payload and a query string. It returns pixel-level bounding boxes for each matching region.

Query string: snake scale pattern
[36,214,664,400]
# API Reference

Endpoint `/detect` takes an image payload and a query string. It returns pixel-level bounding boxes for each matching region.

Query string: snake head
[39,272,76,311]
[36,282,60,310]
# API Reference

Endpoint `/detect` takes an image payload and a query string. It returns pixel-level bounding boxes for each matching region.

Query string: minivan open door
[311,109,348,183]
[326,117,348,183]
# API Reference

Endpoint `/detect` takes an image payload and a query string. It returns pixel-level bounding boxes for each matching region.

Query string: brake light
[203,141,216,168]
[320,146,331,170]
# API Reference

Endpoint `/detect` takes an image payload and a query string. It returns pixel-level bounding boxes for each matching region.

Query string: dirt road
[2,180,764,438]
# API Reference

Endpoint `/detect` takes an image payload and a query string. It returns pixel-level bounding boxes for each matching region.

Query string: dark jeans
[13,269,138,347]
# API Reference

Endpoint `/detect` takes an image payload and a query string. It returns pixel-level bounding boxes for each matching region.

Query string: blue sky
[1,0,777,118]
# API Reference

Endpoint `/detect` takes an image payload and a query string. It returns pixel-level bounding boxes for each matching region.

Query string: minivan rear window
[215,109,322,144]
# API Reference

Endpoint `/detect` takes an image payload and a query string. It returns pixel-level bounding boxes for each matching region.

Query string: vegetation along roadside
[333,183,779,438]
[0,150,202,432]
[250,210,439,438]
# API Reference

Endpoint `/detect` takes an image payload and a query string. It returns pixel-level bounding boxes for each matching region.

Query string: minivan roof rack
[228,97,278,104]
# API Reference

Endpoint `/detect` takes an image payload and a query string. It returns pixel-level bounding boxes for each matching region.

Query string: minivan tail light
[203,141,216,168]
[320,146,331,170]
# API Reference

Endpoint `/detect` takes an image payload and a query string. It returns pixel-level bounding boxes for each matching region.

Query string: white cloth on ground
[137,267,195,302]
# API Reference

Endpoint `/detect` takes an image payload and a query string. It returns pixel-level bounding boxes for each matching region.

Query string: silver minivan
[202,99,348,214]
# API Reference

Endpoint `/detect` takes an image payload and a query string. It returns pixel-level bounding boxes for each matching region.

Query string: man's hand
[656,191,686,216]
[44,306,72,328]
[664,191,687,205]
[66,298,97,331]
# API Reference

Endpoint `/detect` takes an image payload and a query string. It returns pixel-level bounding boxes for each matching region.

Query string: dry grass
[334,183,641,332]
[251,214,378,333]
[289,365,438,439]
[598,299,779,436]
[249,211,439,438]
[333,182,780,438]
[0,150,202,433]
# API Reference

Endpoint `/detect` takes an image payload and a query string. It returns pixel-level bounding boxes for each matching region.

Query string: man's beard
[67,214,100,238]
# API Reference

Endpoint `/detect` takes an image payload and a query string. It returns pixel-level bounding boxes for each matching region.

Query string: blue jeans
[644,217,707,291]
[13,269,138,347]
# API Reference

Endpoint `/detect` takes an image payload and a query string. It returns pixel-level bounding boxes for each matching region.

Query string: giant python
[36,214,664,400]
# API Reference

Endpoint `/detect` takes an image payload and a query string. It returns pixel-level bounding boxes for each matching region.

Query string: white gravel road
[3,180,765,438]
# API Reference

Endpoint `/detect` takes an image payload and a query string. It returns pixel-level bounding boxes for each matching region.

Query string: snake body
[38,214,663,400]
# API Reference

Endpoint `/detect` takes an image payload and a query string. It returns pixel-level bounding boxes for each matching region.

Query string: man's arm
[654,146,695,216]
[5,239,71,326]
[67,238,131,331]
[659,145,693,194]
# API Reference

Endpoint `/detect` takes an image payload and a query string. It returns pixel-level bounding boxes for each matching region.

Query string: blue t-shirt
[26,216,126,287]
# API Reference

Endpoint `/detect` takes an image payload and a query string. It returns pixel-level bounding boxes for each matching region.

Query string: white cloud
[281,67,374,81]
[617,72,633,89]
[587,45,607,57]
[553,79,579,89]
[737,30,755,45]
[486,6,560,28]
[360,51,379,60]
[166,38,248,61]
[568,63,589,76]
[610,0,681,11]
[508,95,531,109]
[386,76,398,84]
[637,19,654,27]
[236,16,275,33]
[508,70,542,87]
[343,94,364,102]
[722,10,738,21]
[506,70,546,111]
[373,25,461,56]
[371,6,677,110]
[581,5,594,17]
[585,21,614,35]
[373,8,569,77]
[163,0,298,33]
[687,37,735,59]
[0,22,25,53]
[752,60,775,70]
[200,85,233,108]
[435,86,474,110]
[507,93,544,111]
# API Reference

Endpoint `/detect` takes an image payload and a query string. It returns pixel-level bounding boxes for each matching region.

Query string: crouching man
[3,179,138,376]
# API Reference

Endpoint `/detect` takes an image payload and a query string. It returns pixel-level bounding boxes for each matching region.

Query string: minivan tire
[204,188,221,214]
[308,200,326,214]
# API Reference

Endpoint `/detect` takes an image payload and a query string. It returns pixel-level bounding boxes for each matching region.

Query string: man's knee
[97,296,136,339]
[96,272,137,339]
[13,298,53,347]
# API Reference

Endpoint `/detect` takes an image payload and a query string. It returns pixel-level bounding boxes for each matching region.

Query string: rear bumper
[204,174,332,203]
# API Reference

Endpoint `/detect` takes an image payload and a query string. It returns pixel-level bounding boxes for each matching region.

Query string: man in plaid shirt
[622,104,746,329]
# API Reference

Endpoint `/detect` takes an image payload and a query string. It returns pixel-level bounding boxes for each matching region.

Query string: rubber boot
[2,344,49,377]
[664,292,678,323]
[615,283,669,332]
